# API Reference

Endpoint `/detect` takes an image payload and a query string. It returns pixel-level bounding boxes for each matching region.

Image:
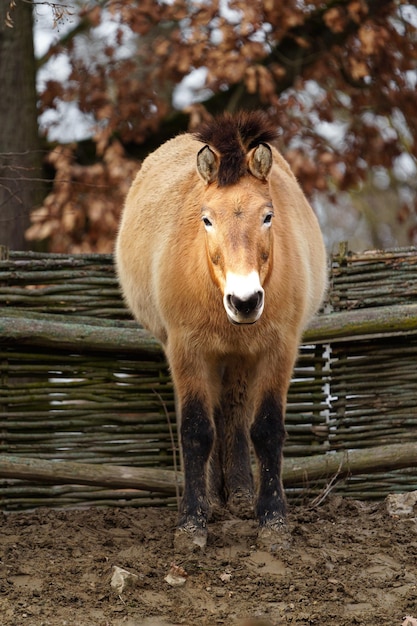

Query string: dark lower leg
[250,392,286,526]
[226,426,253,490]
[218,368,254,512]
[209,406,253,517]
[208,406,227,511]
[178,396,214,533]
[224,425,254,515]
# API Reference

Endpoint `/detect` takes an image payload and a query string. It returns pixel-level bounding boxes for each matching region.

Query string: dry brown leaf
[348,0,368,23]
[323,7,346,34]
[349,57,369,80]
[358,24,379,55]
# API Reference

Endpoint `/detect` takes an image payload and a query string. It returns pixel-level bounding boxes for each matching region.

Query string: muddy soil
[1,496,417,626]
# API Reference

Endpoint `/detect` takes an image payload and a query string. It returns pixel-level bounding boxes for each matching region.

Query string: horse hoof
[257,518,291,552]
[174,523,208,552]
[228,490,254,519]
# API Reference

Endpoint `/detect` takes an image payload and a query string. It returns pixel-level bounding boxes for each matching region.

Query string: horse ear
[248,143,273,180]
[197,145,219,184]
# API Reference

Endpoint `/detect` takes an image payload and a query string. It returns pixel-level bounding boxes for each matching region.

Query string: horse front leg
[176,394,214,549]
[168,343,218,551]
[250,391,287,529]
[249,344,299,544]
[250,389,293,549]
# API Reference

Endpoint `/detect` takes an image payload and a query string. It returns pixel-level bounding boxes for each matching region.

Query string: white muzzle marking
[223,271,264,324]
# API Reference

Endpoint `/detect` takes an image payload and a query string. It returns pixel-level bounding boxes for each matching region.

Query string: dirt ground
[1,495,417,626]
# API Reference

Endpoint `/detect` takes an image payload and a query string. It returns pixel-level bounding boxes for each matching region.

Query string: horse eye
[263,212,273,226]
[202,216,213,228]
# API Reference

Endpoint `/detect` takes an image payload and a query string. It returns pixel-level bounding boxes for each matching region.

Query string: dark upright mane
[194,111,279,186]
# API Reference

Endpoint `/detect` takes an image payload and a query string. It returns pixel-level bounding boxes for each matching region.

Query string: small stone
[164,562,188,587]
[110,566,138,594]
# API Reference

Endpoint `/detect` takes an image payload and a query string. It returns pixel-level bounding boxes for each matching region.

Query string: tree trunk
[0,1,43,250]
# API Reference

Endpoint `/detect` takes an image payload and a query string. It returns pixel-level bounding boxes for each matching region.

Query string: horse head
[196,141,274,325]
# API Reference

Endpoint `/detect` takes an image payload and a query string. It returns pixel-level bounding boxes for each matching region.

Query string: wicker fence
[1,244,417,510]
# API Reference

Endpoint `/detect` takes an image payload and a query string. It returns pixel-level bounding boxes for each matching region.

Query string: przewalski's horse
[115,111,327,549]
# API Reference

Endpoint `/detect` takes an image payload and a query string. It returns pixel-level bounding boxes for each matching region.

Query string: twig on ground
[308,456,347,509]
[153,389,181,509]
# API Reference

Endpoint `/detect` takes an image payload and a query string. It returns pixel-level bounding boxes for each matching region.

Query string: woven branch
[2,247,417,507]
[0,310,161,355]
[1,443,416,493]
[2,304,417,355]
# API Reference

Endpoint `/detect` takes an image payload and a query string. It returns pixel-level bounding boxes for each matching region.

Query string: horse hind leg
[208,405,227,518]
[214,365,254,519]
[225,423,254,519]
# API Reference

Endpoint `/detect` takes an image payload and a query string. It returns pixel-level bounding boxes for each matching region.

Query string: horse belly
[116,228,168,344]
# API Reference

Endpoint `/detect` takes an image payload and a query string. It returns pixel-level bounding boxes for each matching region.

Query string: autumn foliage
[27,0,417,252]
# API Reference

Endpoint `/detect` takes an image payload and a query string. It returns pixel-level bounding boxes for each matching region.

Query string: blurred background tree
[0,0,44,250]
[1,0,416,252]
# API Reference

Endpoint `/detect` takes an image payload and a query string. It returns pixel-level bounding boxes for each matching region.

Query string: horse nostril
[230,291,263,315]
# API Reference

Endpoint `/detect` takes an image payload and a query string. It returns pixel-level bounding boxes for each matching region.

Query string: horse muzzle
[223,272,265,325]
